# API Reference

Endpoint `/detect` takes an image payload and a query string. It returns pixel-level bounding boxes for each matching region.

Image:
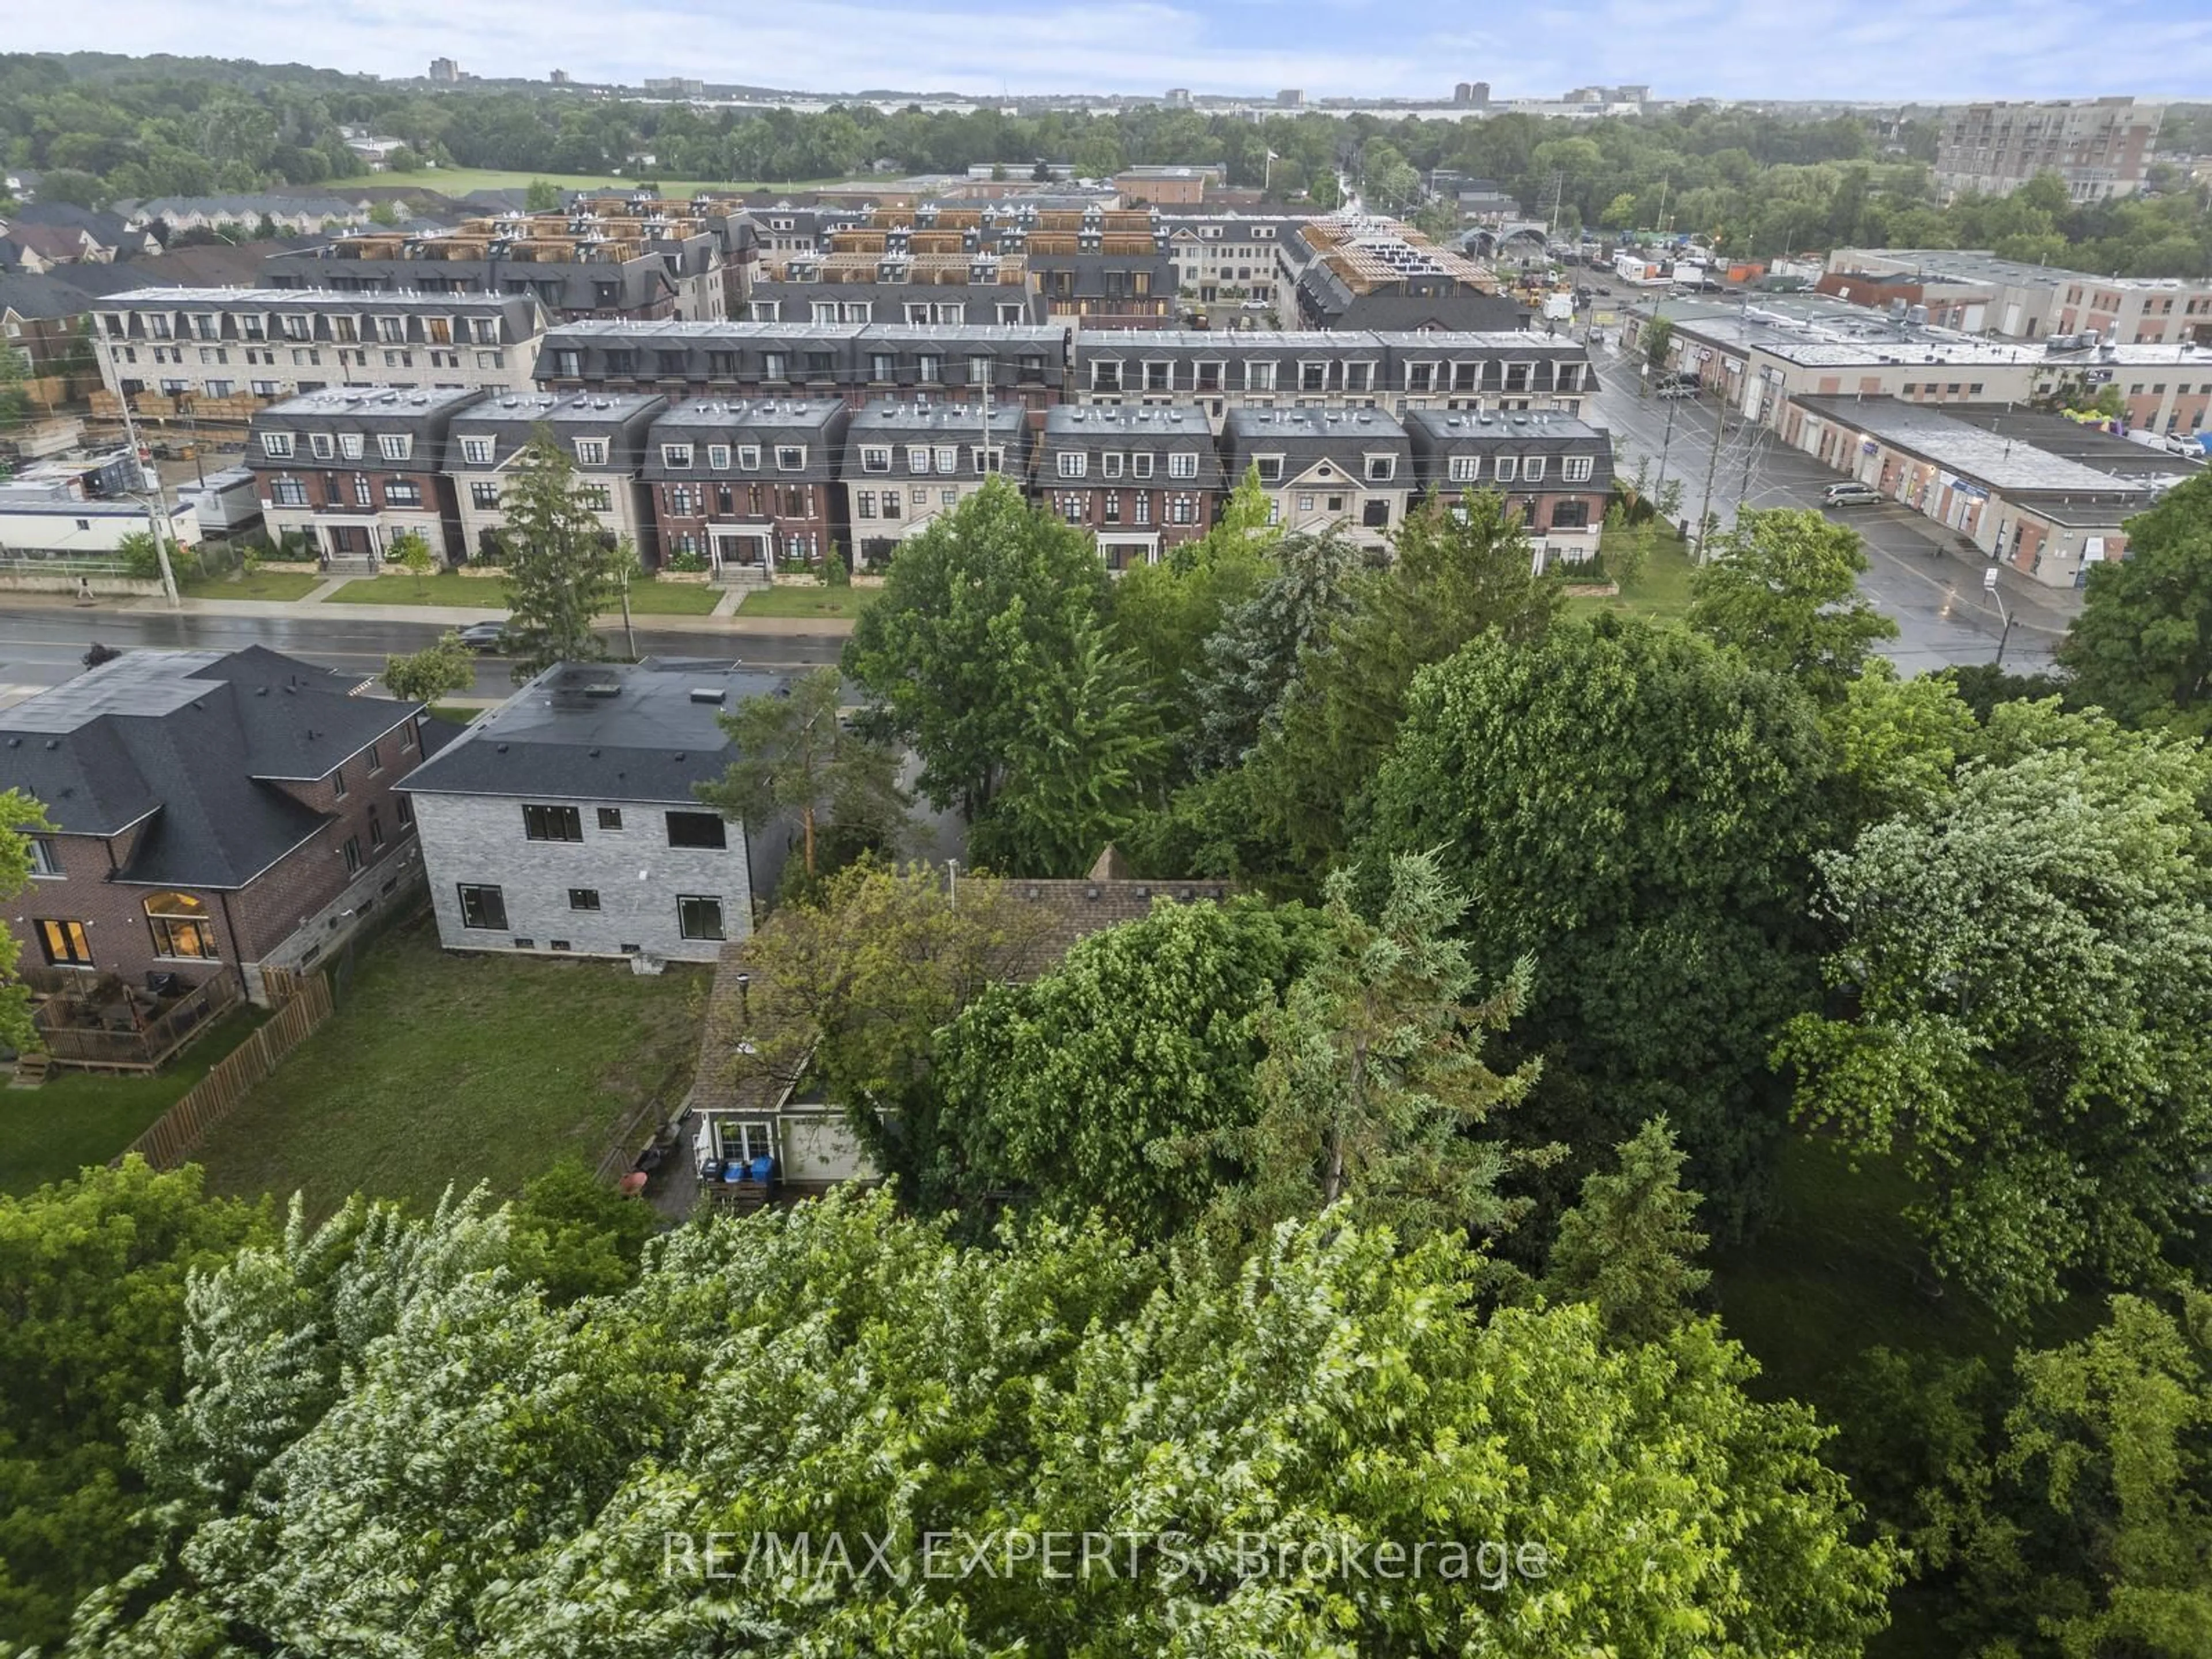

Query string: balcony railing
[29,971,245,1073]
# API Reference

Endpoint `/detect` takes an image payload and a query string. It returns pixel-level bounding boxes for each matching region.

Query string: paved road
[1583,334,2069,675]
[0,605,849,703]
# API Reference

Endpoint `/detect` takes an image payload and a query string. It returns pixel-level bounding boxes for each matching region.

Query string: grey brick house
[399,661,787,964]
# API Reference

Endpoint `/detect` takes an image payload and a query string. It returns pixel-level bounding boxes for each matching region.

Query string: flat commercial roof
[1793,395,2158,497]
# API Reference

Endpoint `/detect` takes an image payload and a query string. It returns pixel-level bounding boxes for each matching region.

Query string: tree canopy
[2057,474,2212,738]
[496,431,632,679]
[1688,507,1898,703]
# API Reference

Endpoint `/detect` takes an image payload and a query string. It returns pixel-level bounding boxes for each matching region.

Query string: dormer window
[460,437,494,465]
[339,432,365,461]
[261,431,294,459]
[1364,454,1396,483]
[574,438,609,466]
[309,433,335,460]
[662,444,695,468]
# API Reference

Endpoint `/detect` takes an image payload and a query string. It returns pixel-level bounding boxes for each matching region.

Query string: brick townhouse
[248,385,485,568]
[643,397,852,578]
[1,647,433,1005]
[842,402,1033,566]
[1404,408,1614,567]
[1034,404,1228,569]
[446,391,666,566]
[93,288,545,419]
[1224,406,1414,552]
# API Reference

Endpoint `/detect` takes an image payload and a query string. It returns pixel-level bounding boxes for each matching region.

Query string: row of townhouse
[533,322,1599,428]
[88,288,547,421]
[245,383,1613,571]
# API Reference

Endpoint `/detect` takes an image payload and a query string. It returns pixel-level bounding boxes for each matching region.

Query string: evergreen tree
[497,430,631,680]
[1543,1116,1712,1345]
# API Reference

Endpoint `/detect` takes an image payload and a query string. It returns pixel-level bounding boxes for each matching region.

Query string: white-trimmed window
[1406,361,1439,393]
[459,436,493,465]
[1132,452,1155,480]
[932,446,957,474]
[1245,361,1277,391]
[908,446,933,474]
[737,445,761,471]
[1344,361,1376,393]
[1254,453,1284,483]
[1168,452,1197,480]
[707,444,732,469]
[1521,456,1547,483]
[859,446,891,474]
[1057,451,1088,479]
[1101,452,1124,478]
[1090,359,1123,392]
[972,446,1002,474]
[1448,454,1479,482]
[1563,456,1595,483]
[1493,456,1518,483]
[1364,454,1396,482]
[378,434,411,462]
[309,432,335,460]
[574,438,609,466]
[338,432,365,461]
[662,444,694,468]
[260,431,294,459]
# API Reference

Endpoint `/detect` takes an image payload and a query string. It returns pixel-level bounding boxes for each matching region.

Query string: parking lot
[1582,332,2074,674]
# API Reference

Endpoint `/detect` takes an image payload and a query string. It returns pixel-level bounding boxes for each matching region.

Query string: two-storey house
[1034,405,1228,569]
[1404,408,1614,567]
[401,661,786,964]
[446,391,666,566]
[1,646,433,1010]
[248,386,485,567]
[643,397,851,579]
[841,401,1032,566]
[1224,406,1414,551]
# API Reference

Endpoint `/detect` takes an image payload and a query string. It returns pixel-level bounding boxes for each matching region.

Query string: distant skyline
[12,1,2212,105]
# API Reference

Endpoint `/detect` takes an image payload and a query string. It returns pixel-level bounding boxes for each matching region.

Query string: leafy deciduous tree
[1687,507,1898,703]
[2056,474,2212,737]
[379,630,475,706]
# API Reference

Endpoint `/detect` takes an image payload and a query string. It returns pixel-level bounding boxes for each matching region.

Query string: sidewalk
[1879,513,2084,641]
[110,592,855,636]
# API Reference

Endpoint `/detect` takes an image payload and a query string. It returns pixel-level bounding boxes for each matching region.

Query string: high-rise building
[1934,97,2163,203]
[427,57,459,83]
[1277,89,1304,108]
[1164,88,1192,108]
[1453,81,1491,107]
[550,69,572,86]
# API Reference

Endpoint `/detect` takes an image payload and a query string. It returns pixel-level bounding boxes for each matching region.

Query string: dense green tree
[1542,1116,1712,1345]
[1688,507,1898,703]
[843,478,1112,823]
[378,629,475,706]
[1778,700,2212,1316]
[81,1188,1895,1657]
[1821,660,1981,827]
[0,789,48,1053]
[923,897,1324,1234]
[1362,615,1833,1233]
[0,1160,269,1649]
[1170,851,1544,1247]
[1240,489,1562,877]
[504,1156,660,1304]
[1932,1290,2212,1658]
[1186,527,1360,772]
[2056,474,2212,737]
[496,431,631,679]
[1937,661,2070,724]
[695,665,907,878]
[522,177,562,210]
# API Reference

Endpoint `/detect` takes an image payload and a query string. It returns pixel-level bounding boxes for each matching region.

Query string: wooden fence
[116,971,335,1172]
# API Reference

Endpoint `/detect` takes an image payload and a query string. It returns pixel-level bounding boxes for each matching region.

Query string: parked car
[1820,482,1885,507]
[457,620,511,652]
[1657,380,1701,399]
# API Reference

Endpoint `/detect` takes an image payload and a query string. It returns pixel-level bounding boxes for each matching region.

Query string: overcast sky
[16,0,2212,103]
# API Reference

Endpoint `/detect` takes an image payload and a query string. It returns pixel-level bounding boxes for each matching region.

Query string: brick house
[1034,404,1227,569]
[842,400,1032,566]
[247,385,486,568]
[445,391,665,566]
[642,397,852,580]
[1,647,433,1006]
[1403,408,1613,567]
[400,661,786,964]
[1224,406,1414,552]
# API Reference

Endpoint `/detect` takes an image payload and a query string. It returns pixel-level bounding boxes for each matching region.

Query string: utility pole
[1653,384,1679,501]
[1696,380,1727,559]
[112,392,179,608]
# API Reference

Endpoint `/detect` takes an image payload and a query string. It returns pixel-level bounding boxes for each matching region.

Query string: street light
[1983,565,2015,665]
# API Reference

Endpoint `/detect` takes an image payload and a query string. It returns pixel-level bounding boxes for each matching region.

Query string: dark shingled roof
[0,646,420,888]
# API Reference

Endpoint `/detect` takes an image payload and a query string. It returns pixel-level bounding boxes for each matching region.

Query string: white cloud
[10,0,2211,101]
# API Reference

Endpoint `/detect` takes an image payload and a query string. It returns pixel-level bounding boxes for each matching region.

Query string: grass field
[1574,523,1697,620]
[323,168,853,198]
[737,584,874,620]
[191,916,707,1217]
[323,572,508,608]
[609,582,724,616]
[179,568,324,601]
[0,1007,272,1196]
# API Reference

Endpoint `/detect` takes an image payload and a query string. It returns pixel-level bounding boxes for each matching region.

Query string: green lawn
[1573,524,1696,620]
[0,1007,272,1196]
[737,584,874,620]
[178,568,324,601]
[323,572,509,608]
[190,916,707,1217]
[322,168,853,198]
[615,582,724,616]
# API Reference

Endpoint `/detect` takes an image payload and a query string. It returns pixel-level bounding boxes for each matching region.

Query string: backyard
[0,1007,271,1195]
[190,916,708,1217]
[1572,521,1696,620]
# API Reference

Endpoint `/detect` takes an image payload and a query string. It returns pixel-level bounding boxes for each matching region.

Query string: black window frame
[677,894,726,941]
[457,884,509,931]
[665,810,728,850]
[597,806,624,830]
[36,918,94,967]
[522,803,584,843]
[569,888,602,911]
